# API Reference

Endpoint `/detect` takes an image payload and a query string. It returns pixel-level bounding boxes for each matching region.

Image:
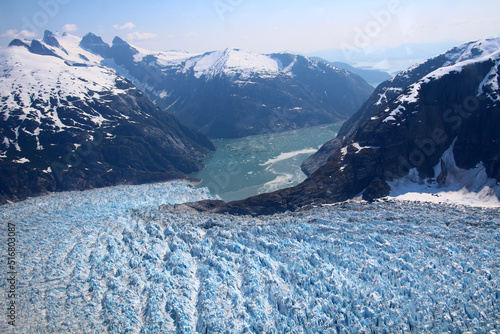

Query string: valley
[189,122,343,202]
[0,9,499,331]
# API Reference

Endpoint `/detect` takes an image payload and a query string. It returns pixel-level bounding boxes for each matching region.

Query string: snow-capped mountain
[79,33,374,138]
[302,37,500,175]
[0,31,215,204]
[192,37,500,215]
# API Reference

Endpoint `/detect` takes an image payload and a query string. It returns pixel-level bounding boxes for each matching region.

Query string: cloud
[185,31,199,37]
[63,24,78,32]
[114,22,135,30]
[125,32,158,41]
[2,29,36,39]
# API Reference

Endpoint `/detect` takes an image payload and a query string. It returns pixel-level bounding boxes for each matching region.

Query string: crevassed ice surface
[1,181,499,333]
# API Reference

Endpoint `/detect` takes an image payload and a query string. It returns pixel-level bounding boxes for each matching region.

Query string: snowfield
[1,182,499,333]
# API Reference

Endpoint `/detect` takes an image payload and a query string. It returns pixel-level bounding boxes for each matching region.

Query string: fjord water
[189,122,343,201]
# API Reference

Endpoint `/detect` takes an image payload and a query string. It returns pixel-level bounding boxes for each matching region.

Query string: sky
[1,0,499,70]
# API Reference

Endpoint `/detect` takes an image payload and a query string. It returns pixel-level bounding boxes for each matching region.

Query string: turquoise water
[189,122,343,201]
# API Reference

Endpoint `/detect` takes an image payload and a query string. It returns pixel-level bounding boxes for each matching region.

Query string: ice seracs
[389,138,500,207]
[1,181,499,332]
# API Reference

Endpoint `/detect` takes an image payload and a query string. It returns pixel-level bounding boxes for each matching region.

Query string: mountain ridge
[189,37,500,215]
[311,58,393,87]
[302,37,500,176]
[79,32,374,138]
[0,31,215,204]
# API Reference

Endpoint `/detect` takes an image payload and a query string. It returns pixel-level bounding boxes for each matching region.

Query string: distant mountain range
[309,41,463,75]
[0,31,215,204]
[79,33,374,138]
[189,37,500,215]
[311,58,392,87]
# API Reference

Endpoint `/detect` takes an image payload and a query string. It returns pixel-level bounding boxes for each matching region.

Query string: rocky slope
[191,37,500,215]
[0,31,215,204]
[80,33,374,138]
[302,37,500,176]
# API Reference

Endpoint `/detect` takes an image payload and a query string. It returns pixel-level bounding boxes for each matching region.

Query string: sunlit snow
[183,49,280,79]
[389,139,500,208]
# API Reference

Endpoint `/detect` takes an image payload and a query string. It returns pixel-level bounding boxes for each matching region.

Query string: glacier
[1,181,499,333]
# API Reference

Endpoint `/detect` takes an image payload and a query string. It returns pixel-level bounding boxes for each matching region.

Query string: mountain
[312,58,392,87]
[79,33,374,138]
[309,41,463,75]
[302,37,500,176]
[0,31,215,204]
[189,37,500,215]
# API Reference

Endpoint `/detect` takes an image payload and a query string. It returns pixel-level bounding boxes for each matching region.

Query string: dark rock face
[29,40,61,58]
[80,33,112,58]
[43,30,61,48]
[110,36,138,66]
[0,34,215,204]
[189,38,500,215]
[84,35,374,138]
[362,178,391,202]
[8,39,30,49]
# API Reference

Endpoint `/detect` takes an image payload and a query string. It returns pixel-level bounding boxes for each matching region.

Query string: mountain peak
[183,48,281,79]
[110,36,138,65]
[8,39,30,50]
[42,30,60,48]
[79,33,111,58]
[112,36,129,46]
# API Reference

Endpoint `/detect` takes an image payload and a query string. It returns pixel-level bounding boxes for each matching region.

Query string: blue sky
[1,0,499,57]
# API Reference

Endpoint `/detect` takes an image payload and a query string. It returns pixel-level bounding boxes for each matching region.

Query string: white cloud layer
[2,29,36,39]
[114,22,135,30]
[62,24,78,32]
[125,32,158,40]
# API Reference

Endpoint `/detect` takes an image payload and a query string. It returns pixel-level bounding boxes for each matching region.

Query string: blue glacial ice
[0,181,499,333]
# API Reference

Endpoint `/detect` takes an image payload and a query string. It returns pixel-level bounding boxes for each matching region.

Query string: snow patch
[352,142,380,152]
[12,157,29,163]
[388,139,500,207]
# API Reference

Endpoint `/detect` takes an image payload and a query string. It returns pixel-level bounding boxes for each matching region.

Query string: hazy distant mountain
[190,37,500,215]
[0,31,215,204]
[80,33,374,138]
[310,41,463,73]
[312,58,392,87]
